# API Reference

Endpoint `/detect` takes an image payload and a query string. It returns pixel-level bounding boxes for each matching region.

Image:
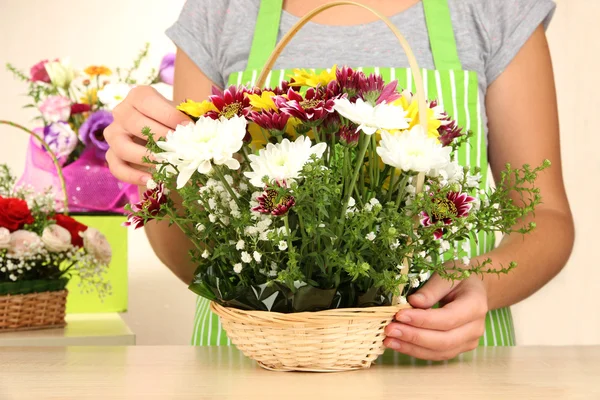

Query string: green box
[65,215,128,313]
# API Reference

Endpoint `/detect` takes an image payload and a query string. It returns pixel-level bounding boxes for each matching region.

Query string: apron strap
[246,0,284,72]
[422,0,462,70]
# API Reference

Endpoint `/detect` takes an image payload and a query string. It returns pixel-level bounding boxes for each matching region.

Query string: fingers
[129,86,191,129]
[385,319,485,352]
[109,132,154,167]
[383,336,479,361]
[406,273,454,310]
[106,148,151,186]
[396,284,488,331]
[111,101,175,141]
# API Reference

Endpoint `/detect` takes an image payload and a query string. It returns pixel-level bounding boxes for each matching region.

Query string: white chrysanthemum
[244,136,327,188]
[376,125,452,173]
[333,98,410,135]
[233,263,243,274]
[156,116,247,188]
[98,83,132,110]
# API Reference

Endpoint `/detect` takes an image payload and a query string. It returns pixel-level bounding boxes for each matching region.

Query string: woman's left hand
[383,274,488,361]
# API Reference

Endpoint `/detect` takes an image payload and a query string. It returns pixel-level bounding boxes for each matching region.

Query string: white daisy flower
[376,126,452,173]
[333,97,410,135]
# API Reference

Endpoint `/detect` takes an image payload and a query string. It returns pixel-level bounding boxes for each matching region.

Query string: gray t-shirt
[166,0,555,131]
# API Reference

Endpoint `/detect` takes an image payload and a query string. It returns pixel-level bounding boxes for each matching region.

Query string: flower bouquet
[0,165,111,331]
[126,6,548,371]
[4,44,174,212]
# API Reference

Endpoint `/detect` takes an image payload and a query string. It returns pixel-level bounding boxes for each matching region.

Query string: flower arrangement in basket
[126,4,549,371]
[0,154,112,331]
[4,44,174,212]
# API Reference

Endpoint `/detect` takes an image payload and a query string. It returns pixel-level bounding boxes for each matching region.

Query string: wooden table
[0,314,135,347]
[0,346,598,399]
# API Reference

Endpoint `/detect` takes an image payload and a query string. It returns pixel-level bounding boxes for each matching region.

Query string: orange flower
[84,66,112,77]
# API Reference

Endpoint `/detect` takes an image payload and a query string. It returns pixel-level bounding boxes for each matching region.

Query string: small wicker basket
[211,302,409,372]
[0,290,68,332]
[0,119,71,332]
[208,1,429,373]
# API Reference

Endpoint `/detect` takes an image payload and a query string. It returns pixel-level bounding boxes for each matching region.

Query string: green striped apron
[191,0,516,348]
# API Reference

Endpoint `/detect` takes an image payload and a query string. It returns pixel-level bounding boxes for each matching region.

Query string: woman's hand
[383,274,488,361]
[104,85,191,186]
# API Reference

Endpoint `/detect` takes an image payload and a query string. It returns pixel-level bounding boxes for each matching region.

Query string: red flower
[248,110,289,133]
[421,192,475,239]
[51,214,88,247]
[205,85,253,120]
[339,125,360,147]
[253,184,295,216]
[70,103,92,115]
[275,88,335,123]
[30,60,51,83]
[0,196,35,232]
[429,100,464,146]
[264,80,294,96]
[124,182,169,229]
[336,66,362,100]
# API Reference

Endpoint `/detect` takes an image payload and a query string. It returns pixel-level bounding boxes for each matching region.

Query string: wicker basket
[0,290,68,332]
[211,302,410,372]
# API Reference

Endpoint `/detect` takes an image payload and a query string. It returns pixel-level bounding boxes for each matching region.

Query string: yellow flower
[288,65,337,87]
[84,66,112,77]
[246,91,277,111]
[177,100,217,118]
[393,91,441,139]
[80,88,98,105]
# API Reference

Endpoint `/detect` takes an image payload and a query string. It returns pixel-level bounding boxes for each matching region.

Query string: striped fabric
[189,66,516,349]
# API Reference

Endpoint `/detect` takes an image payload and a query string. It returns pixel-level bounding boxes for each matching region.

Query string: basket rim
[210,300,410,322]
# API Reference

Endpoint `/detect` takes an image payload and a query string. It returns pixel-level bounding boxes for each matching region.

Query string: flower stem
[283,214,294,257]
[213,165,242,209]
[338,136,370,232]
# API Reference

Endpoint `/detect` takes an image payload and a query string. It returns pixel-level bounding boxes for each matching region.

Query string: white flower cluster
[199,176,242,226]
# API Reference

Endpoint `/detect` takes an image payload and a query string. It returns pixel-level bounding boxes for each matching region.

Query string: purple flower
[79,110,113,159]
[159,53,175,85]
[42,122,78,161]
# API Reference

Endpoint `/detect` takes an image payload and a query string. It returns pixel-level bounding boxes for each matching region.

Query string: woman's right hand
[104,85,191,186]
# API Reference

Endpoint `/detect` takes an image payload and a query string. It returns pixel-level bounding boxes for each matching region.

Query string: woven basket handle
[256,0,429,134]
[0,120,69,214]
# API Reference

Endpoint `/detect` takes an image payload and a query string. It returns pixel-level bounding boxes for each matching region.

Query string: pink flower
[275,88,335,123]
[7,230,42,258]
[253,187,295,216]
[30,60,52,83]
[421,192,475,239]
[124,182,169,229]
[82,228,112,265]
[41,224,72,252]
[39,95,71,123]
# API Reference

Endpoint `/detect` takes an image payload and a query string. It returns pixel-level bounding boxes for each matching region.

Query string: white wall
[0,0,597,345]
